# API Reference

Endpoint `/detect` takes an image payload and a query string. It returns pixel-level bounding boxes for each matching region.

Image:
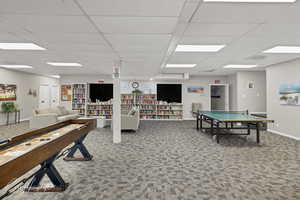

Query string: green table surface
[198,111,273,122]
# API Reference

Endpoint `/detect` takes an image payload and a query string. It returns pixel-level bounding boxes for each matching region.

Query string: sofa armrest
[30,113,58,130]
[121,115,139,130]
[68,110,80,115]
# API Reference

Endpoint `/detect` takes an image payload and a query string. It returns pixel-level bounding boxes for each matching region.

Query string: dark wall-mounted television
[157,84,182,103]
[89,83,113,102]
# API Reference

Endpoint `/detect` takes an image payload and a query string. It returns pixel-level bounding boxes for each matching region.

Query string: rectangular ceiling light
[0,43,46,50]
[51,75,60,79]
[166,64,197,68]
[0,65,33,69]
[175,45,225,52]
[263,46,300,53]
[203,0,296,2]
[223,64,257,69]
[47,62,82,67]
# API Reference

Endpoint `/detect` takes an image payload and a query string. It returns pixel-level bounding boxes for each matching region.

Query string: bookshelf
[120,94,183,120]
[156,103,183,120]
[72,84,86,115]
[71,88,183,120]
[86,100,113,119]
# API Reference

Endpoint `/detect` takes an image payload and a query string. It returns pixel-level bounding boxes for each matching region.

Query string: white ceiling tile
[78,0,186,17]
[180,36,234,45]
[0,15,97,34]
[0,0,81,15]
[92,16,178,34]
[185,23,261,36]
[105,34,171,53]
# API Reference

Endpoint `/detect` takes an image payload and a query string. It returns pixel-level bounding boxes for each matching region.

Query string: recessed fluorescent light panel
[166,64,197,68]
[223,65,257,69]
[51,75,60,79]
[175,45,225,52]
[203,0,296,2]
[263,46,300,53]
[0,65,33,69]
[47,62,82,67]
[0,43,46,50]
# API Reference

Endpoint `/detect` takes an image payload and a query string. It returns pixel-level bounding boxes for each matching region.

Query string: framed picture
[279,82,300,106]
[0,84,17,101]
[248,82,255,89]
[61,85,72,101]
[187,86,204,94]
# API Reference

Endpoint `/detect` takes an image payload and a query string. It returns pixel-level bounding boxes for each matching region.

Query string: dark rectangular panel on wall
[89,84,113,102]
[157,84,182,103]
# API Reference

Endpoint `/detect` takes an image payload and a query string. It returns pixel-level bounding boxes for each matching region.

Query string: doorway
[51,85,59,108]
[209,84,229,111]
[39,85,50,109]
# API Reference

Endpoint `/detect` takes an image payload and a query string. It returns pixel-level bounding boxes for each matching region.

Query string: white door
[51,85,59,108]
[39,85,50,109]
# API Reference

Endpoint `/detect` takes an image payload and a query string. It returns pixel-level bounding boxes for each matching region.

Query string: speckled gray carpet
[0,121,299,200]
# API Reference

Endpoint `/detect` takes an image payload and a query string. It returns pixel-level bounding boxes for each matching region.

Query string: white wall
[266,60,300,139]
[178,76,228,119]
[60,75,113,110]
[0,68,59,125]
[60,75,229,119]
[228,74,238,111]
[236,71,266,112]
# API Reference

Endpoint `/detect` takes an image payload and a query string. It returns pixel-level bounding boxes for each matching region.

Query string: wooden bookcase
[72,84,86,115]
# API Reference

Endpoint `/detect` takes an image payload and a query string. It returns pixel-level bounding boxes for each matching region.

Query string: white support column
[112,60,121,143]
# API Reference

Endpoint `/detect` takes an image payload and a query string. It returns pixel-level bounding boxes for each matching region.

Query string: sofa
[30,106,79,129]
[111,107,140,131]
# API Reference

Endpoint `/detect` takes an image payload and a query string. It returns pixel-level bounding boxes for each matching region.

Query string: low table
[1,110,20,126]
[78,117,111,128]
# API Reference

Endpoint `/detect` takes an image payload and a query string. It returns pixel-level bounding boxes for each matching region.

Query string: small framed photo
[248,82,254,89]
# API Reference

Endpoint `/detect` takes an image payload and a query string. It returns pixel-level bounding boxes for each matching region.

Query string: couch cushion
[50,107,63,116]
[58,106,69,115]
[36,108,51,115]
[57,114,79,122]
[128,107,138,116]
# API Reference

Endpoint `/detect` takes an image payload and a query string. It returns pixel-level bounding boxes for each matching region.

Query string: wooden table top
[0,124,84,166]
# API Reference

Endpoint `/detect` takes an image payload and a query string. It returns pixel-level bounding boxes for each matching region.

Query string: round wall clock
[131,82,139,89]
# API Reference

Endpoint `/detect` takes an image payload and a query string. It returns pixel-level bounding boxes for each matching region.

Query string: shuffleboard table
[0,118,96,194]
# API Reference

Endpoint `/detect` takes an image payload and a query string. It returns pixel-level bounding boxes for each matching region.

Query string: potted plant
[132,89,143,94]
[1,102,16,113]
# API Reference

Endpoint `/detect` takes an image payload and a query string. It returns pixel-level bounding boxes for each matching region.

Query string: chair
[111,107,140,131]
[192,103,201,117]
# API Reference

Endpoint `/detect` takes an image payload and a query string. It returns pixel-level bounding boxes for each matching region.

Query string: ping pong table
[194,111,274,144]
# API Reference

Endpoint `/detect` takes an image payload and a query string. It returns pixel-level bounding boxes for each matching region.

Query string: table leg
[6,113,9,126]
[18,111,20,123]
[210,119,214,135]
[256,122,260,144]
[216,122,220,144]
[200,115,203,130]
[14,111,17,124]
[247,123,250,135]
[196,115,199,130]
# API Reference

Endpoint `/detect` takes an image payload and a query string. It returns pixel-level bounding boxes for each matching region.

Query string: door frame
[50,84,60,108]
[208,84,229,111]
[39,84,50,109]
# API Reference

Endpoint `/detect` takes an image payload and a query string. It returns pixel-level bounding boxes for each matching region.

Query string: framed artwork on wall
[279,82,300,106]
[0,84,17,101]
[61,85,72,101]
[187,86,204,94]
[248,82,255,89]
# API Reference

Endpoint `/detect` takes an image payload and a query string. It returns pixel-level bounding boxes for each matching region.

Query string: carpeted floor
[0,120,299,200]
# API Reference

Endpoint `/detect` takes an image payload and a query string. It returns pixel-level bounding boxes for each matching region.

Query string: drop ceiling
[0,0,300,78]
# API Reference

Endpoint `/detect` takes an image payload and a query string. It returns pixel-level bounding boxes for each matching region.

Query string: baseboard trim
[183,118,195,121]
[268,129,300,141]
